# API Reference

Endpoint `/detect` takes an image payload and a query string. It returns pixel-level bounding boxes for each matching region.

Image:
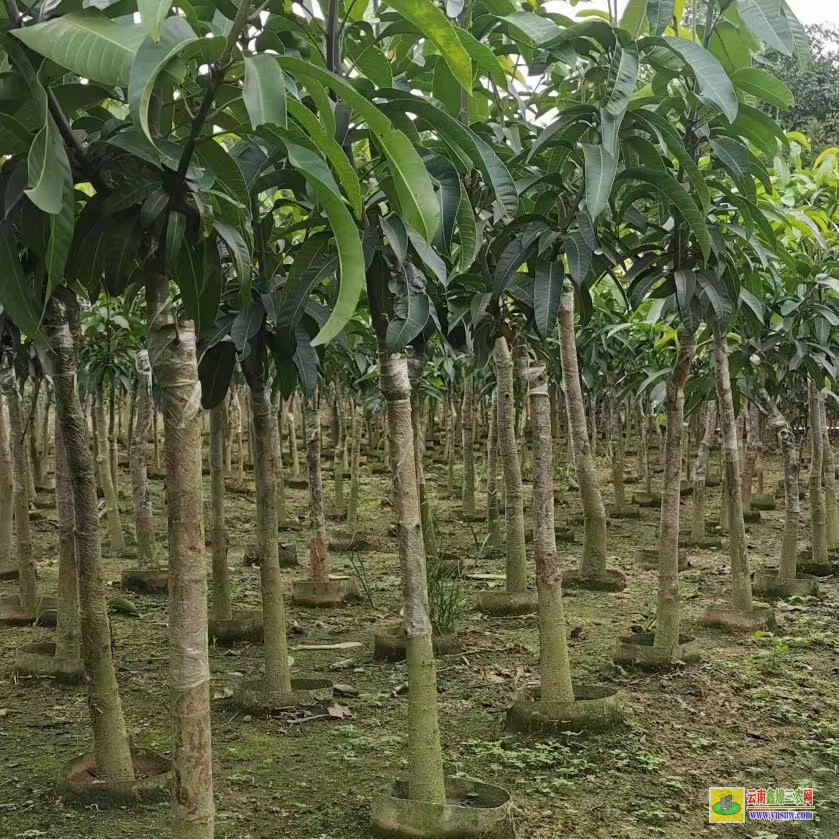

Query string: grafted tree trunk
[146,271,213,838]
[273,394,287,524]
[378,351,446,804]
[108,383,119,499]
[332,388,345,518]
[234,388,246,484]
[288,396,300,478]
[152,405,161,472]
[409,350,438,558]
[347,401,362,530]
[714,334,753,614]
[741,403,760,512]
[223,393,233,474]
[654,331,695,658]
[28,378,46,489]
[558,281,607,578]
[131,350,156,569]
[209,403,231,622]
[306,394,329,583]
[609,393,626,511]
[95,384,123,551]
[808,385,829,569]
[0,365,36,613]
[461,372,476,518]
[820,398,839,548]
[248,369,292,701]
[529,364,574,704]
[757,390,799,582]
[46,309,134,782]
[54,424,81,664]
[640,404,652,495]
[446,397,456,496]
[0,399,13,571]
[485,390,502,553]
[494,337,527,593]
[692,404,716,540]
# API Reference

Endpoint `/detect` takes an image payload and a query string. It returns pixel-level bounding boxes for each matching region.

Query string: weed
[427,561,470,634]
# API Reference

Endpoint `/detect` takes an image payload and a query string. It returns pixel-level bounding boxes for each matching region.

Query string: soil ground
[1,437,838,838]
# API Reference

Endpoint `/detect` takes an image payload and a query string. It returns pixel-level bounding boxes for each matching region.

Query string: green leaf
[647,0,674,36]
[275,242,338,339]
[198,340,236,410]
[731,67,793,109]
[286,144,364,346]
[0,230,46,345]
[45,175,75,305]
[138,0,172,40]
[727,103,789,154]
[277,57,439,241]
[214,220,252,306]
[293,324,318,396]
[605,44,639,118]
[385,0,471,89]
[243,54,287,130]
[738,0,792,56]
[499,11,563,45]
[13,12,146,87]
[582,143,617,221]
[26,116,68,216]
[129,17,197,148]
[533,261,563,338]
[663,36,738,122]
[165,210,186,276]
[386,264,430,351]
[455,183,478,272]
[619,167,712,261]
[194,138,250,210]
[177,237,221,335]
[711,137,754,198]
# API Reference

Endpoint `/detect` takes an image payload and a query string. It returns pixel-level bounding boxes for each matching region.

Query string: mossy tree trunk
[757,390,799,582]
[558,280,607,579]
[247,362,292,701]
[131,350,156,569]
[808,384,829,568]
[461,371,476,518]
[820,398,839,548]
[654,331,695,659]
[95,384,123,551]
[379,351,446,804]
[209,402,231,622]
[714,334,753,614]
[0,364,36,613]
[306,393,330,582]
[494,336,528,594]
[46,309,134,782]
[0,398,13,570]
[692,404,716,540]
[529,364,574,704]
[145,271,214,838]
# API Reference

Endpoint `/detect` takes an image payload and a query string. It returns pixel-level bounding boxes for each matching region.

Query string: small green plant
[427,561,470,635]
[750,631,791,674]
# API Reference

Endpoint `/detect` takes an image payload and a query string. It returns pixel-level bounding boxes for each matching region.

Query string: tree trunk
[210,403,231,622]
[714,334,753,614]
[28,378,45,489]
[248,371,293,701]
[494,337,528,593]
[741,403,759,512]
[131,350,156,569]
[692,404,716,540]
[288,396,300,478]
[108,383,119,499]
[529,364,574,704]
[152,405,161,472]
[95,385,123,551]
[461,372,476,518]
[558,281,607,579]
[609,394,626,511]
[758,390,799,582]
[809,385,829,569]
[820,397,839,548]
[306,394,329,582]
[485,390,502,552]
[224,393,233,474]
[378,351,446,804]
[446,398,456,496]
[654,331,695,658]
[46,310,134,782]
[0,399,13,570]
[54,424,81,663]
[235,388,246,484]
[145,270,214,838]
[0,365,36,613]
[347,401,362,530]
[332,388,345,517]
[274,394,287,524]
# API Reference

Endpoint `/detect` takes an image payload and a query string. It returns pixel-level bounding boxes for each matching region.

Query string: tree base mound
[243,541,298,568]
[562,568,626,593]
[208,611,264,644]
[0,595,57,627]
[752,570,820,600]
[751,494,777,511]
[0,563,19,581]
[58,747,171,805]
[121,568,168,594]
[292,578,358,608]
[373,624,461,662]
[608,505,641,519]
[505,684,624,734]
[14,641,83,683]
[635,548,689,572]
[632,492,660,507]
[228,676,334,714]
[371,776,514,839]
[474,590,538,616]
[700,603,775,632]
[678,535,723,549]
[612,631,700,669]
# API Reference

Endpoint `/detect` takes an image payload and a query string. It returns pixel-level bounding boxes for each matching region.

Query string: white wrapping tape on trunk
[170,635,211,692]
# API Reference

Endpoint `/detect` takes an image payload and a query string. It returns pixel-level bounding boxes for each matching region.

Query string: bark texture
[808,385,829,570]
[654,331,695,658]
[210,403,231,622]
[461,372,476,518]
[131,350,156,569]
[408,350,438,558]
[494,337,528,593]
[146,271,214,838]
[54,423,81,663]
[95,385,123,551]
[306,395,329,582]
[558,280,607,578]
[346,403,362,530]
[692,404,716,540]
[0,400,11,569]
[820,398,839,548]
[485,390,502,552]
[378,351,446,805]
